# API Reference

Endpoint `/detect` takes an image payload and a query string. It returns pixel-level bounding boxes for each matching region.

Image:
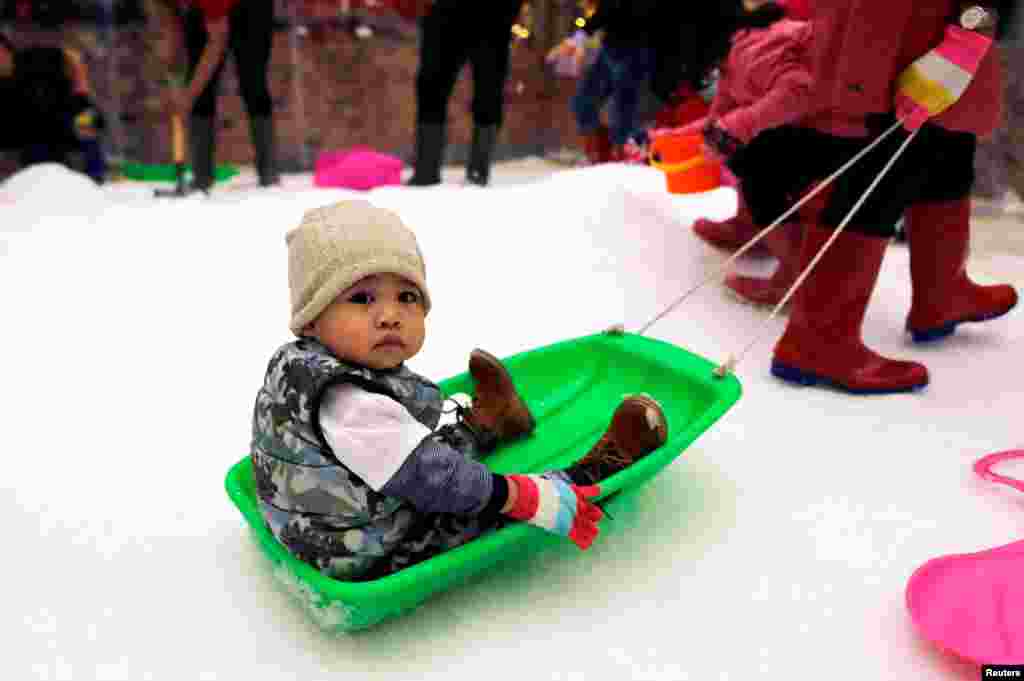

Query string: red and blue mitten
[503,474,603,550]
[895,25,993,131]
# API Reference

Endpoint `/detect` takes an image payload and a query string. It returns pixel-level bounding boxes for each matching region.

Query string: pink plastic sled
[314,147,403,191]
[906,450,1024,665]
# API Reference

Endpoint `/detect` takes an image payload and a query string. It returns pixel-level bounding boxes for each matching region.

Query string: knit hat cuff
[289,253,431,335]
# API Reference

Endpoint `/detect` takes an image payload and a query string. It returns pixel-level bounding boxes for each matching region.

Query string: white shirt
[317,383,433,491]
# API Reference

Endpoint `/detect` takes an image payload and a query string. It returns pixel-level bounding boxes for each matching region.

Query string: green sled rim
[119,162,240,183]
[225,331,742,631]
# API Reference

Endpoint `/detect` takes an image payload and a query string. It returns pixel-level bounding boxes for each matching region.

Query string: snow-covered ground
[2,162,1021,681]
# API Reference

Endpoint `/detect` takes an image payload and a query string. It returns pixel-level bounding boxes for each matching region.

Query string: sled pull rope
[714,126,920,377]
[635,119,906,340]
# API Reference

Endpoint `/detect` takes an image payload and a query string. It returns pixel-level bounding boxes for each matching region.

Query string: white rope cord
[636,119,907,337]
[713,126,921,378]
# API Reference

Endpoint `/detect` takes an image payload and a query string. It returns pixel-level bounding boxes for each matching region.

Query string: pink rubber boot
[724,220,804,307]
[693,195,769,257]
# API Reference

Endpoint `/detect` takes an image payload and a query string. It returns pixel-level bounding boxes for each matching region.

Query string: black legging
[185,0,274,118]
[728,118,976,237]
[819,116,976,236]
[414,2,522,127]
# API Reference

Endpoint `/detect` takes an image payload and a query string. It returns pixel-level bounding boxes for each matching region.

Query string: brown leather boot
[462,349,536,450]
[564,395,668,485]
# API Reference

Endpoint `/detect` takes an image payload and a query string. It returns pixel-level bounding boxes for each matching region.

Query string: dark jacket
[428,0,523,31]
[9,47,86,143]
[584,0,664,49]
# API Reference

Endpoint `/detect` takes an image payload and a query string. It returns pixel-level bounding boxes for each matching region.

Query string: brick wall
[4,2,585,173]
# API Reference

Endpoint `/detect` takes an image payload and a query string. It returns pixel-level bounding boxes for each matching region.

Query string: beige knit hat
[286,200,431,335]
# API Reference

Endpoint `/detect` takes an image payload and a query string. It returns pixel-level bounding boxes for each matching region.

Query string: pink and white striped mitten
[894,25,993,131]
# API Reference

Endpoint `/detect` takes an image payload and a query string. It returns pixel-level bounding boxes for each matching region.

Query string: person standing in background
[0,33,107,183]
[406,0,525,187]
[565,0,665,162]
[764,0,1017,394]
[156,0,279,192]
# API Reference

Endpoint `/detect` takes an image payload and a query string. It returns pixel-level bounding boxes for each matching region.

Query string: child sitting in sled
[251,200,668,581]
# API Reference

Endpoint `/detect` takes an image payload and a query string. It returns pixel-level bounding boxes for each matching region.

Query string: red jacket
[805,0,1003,137]
[709,19,814,143]
[779,0,812,21]
[184,0,240,20]
[672,19,813,142]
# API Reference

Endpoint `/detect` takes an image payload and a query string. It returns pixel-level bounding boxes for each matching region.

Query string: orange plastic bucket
[649,133,721,194]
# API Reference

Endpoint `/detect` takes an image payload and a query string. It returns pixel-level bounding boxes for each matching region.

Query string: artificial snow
[2,162,1021,680]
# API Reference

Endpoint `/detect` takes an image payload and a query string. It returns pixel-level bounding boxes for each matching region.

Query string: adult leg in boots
[771,222,929,394]
[407,123,446,186]
[183,4,224,194]
[464,6,517,187]
[230,0,278,186]
[407,4,460,186]
[188,115,216,193]
[466,125,499,187]
[408,1,520,187]
[905,198,1018,342]
[183,0,278,191]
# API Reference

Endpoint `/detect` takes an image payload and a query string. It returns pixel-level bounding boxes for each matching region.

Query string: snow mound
[1,163,107,219]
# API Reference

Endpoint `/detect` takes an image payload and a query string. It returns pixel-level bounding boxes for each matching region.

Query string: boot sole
[908,299,1018,343]
[470,349,537,438]
[770,361,929,395]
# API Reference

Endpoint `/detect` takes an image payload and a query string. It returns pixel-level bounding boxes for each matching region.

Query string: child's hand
[502,474,603,550]
[894,24,993,131]
[702,121,743,160]
[161,85,189,118]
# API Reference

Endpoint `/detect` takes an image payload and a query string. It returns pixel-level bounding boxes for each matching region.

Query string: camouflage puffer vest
[250,338,443,580]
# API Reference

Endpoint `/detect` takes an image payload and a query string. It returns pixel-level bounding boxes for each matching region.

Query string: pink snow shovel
[906,449,1024,666]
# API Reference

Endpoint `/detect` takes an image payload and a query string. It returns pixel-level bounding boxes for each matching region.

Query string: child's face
[306,272,426,370]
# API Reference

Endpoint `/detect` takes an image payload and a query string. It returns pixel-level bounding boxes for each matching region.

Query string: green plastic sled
[225,331,741,632]
[119,162,239,184]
